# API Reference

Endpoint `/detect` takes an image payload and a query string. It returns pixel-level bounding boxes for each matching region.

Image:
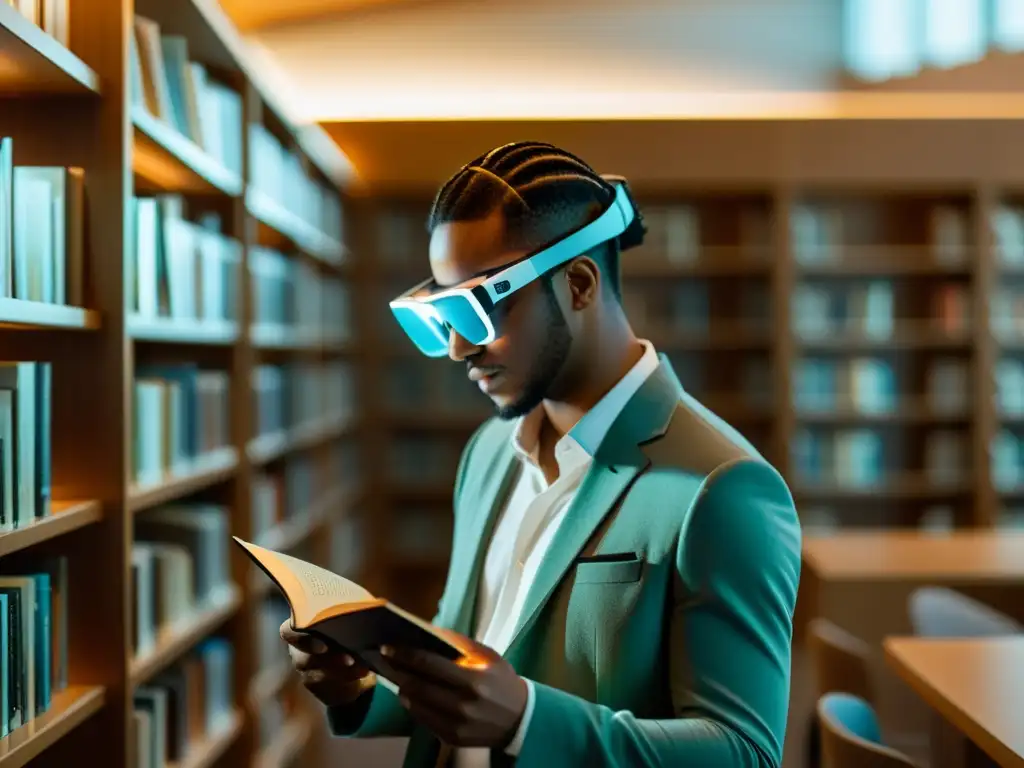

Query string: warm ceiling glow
[301,90,1024,122]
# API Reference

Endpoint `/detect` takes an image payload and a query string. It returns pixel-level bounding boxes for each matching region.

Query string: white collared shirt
[455,340,660,767]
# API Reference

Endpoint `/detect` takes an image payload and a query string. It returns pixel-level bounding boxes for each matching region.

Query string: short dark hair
[426,141,645,300]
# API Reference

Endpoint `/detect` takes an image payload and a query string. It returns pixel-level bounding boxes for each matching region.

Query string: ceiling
[218,0,430,31]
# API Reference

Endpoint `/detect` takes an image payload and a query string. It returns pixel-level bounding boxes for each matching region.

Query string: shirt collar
[512,340,660,472]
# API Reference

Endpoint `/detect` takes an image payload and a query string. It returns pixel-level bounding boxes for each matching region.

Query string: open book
[233,537,466,682]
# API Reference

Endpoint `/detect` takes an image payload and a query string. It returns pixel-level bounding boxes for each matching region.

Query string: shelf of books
[353,177,1024,613]
[0,0,360,765]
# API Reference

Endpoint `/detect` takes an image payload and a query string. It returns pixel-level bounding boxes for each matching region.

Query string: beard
[494,282,573,420]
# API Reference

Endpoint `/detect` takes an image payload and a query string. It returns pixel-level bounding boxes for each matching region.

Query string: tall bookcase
[0,1,358,767]
[353,177,1024,612]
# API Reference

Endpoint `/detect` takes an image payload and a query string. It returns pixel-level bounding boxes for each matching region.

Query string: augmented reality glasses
[389,179,636,358]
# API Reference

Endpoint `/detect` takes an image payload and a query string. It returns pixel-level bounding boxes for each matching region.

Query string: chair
[908,587,1024,638]
[818,693,917,768]
[807,618,874,702]
[805,619,874,767]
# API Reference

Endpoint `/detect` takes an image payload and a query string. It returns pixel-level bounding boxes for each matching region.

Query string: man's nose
[448,330,482,362]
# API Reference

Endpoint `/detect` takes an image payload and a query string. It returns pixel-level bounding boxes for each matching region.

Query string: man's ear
[563,257,601,310]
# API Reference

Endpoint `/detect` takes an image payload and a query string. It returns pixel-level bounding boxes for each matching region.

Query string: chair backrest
[807,618,874,703]
[818,693,917,768]
[909,587,1024,638]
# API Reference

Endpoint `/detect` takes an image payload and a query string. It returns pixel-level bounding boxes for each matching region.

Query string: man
[282,141,801,767]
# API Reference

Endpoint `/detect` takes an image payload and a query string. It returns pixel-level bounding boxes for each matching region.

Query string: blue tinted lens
[432,294,490,345]
[391,304,449,357]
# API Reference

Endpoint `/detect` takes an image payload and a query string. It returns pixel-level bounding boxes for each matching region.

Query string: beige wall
[246,0,845,120]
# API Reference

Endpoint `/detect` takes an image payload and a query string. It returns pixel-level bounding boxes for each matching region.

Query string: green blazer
[329,356,802,767]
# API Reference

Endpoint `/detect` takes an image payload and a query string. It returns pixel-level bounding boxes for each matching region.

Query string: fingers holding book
[279,619,375,707]
[381,635,529,750]
[280,619,329,655]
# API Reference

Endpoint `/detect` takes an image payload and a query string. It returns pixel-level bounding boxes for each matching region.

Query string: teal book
[30,573,50,714]
[0,593,8,737]
[0,586,23,731]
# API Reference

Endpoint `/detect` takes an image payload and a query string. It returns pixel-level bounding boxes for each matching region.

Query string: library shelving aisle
[991,191,1024,530]
[787,192,978,531]
[0,1,360,767]
[352,198,491,615]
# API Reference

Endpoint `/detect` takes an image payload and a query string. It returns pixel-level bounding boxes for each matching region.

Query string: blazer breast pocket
[574,554,644,584]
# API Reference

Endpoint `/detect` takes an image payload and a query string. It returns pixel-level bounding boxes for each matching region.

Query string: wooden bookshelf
[0,0,359,766]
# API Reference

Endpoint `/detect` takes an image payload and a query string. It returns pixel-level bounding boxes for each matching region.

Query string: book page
[233,537,375,628]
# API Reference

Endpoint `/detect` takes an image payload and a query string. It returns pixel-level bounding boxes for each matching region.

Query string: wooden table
[802,532,1024,585]
[789,532,1024,767]
[885,637,1024,768]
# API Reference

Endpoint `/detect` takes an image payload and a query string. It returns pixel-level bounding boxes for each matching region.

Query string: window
[993,0,1024,50]
[923,0,986,67]
[844,0,921,80]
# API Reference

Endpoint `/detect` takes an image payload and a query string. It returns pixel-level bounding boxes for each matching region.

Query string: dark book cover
[29,573,50,714]
[306,604,462,684]
[153,669,189,761]
[0,437,6,529]
[34,363,51,519]
[0,587,24,731]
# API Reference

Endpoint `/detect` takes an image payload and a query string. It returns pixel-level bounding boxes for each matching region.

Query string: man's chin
[492,392,540,421]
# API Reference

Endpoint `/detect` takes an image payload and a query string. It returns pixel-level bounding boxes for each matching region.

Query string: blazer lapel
[503,362,680,655]
[446,437,519,636]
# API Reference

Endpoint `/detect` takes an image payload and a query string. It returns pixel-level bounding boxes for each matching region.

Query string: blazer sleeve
[326,419,493,738]
[515,458,802,767]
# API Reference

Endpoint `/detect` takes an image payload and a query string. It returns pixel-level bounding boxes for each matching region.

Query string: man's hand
[280,620,376,708]
[382,631,528,749]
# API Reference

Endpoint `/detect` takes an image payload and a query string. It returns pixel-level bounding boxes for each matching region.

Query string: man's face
[428,210,574,419]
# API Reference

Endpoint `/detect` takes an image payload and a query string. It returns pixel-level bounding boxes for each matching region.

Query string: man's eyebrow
[434,263,507,290]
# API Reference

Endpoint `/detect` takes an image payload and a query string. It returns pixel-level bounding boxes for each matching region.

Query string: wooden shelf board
[0,299,100,331]
[796,331,971,352]
[168,709,243,768]
[0,500,102,558]
[254,713,312,768]
[0,686,105,768]
[389,486,452,503]
[623,260,772,278]
[248,662,292,705]
[130,585,241,686]
[247,416,353,465]
[250,324,323,350]
[799,260,972,277]
[128,447,238,513]
[0,5,100,95]
[132,108,243,196]
[247,188,345,264]
[129,316,239,345]
[794,479,972,501]
[646,327,771,351]
[796,406,969,425]
[389,413,488,432]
